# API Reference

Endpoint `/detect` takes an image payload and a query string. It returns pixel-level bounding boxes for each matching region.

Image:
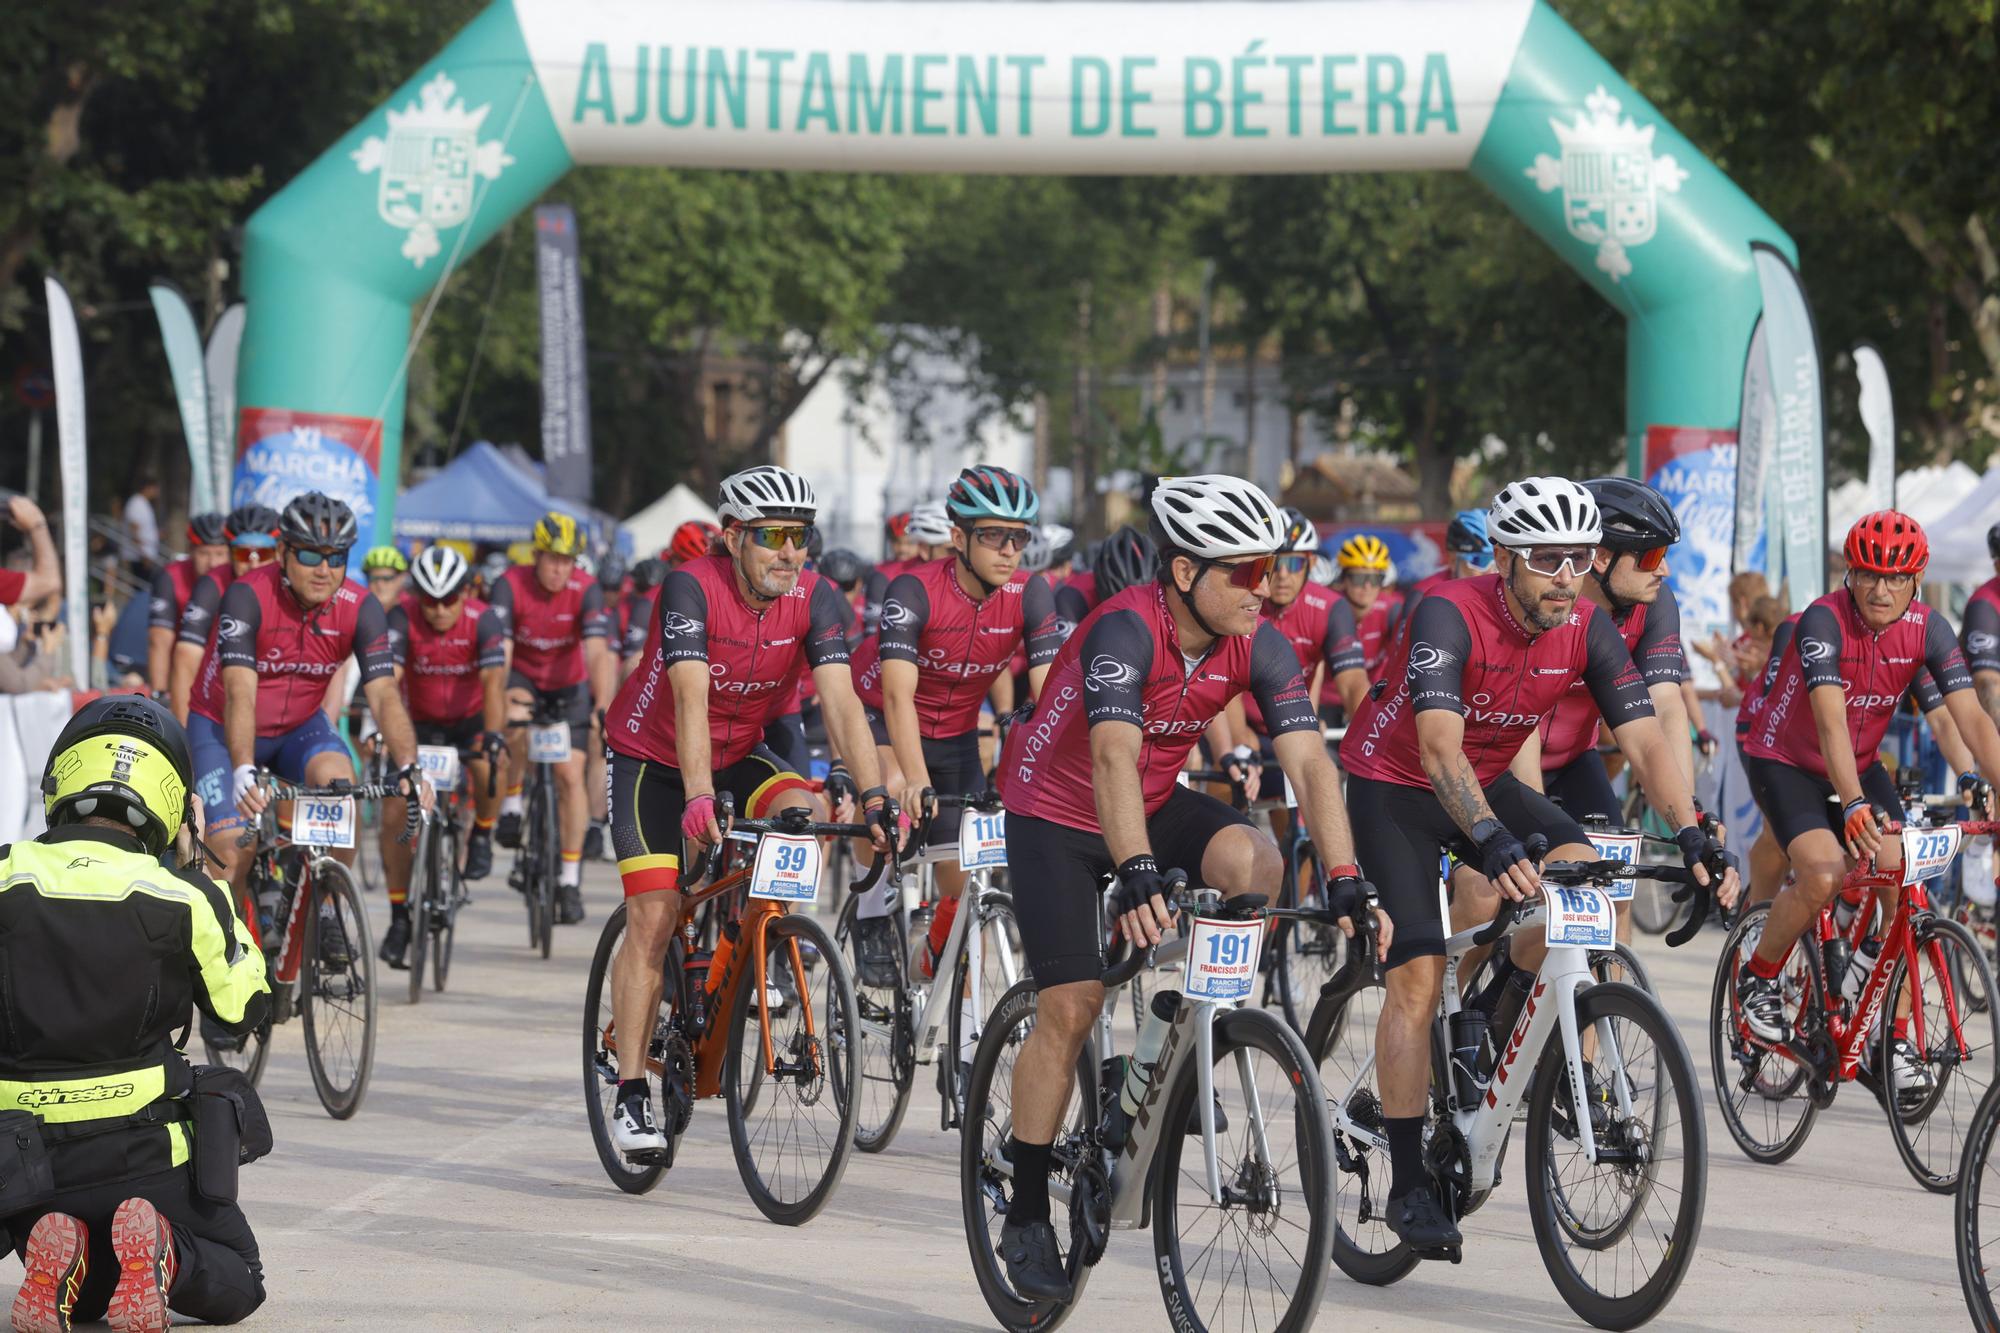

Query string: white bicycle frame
[873,840,1023,1068]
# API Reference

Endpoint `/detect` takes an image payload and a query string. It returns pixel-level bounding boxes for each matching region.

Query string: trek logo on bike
[1901,825,1963,886]
[1184,916,1264,1003]
[749,834,821,903]
[957,809,1007,870]
[294,796,356,849]
[1544,886,1615,948]
[1587,831,1640,902]
[417,745,462,793]
[528,723,571,763]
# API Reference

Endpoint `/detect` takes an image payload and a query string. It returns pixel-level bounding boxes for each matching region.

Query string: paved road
[189,866,1975,1330]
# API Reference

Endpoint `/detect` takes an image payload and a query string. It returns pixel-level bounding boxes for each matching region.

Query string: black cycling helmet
[806,527,825,563]
[1987,521,2000,561]
[224,504,280,547]
[41,694,193,857]
[1094,525,1158,600]
[186,512,228,548]
[1583,477,1680,552]
[278,491,358,550]
[817,548,868,588]
[596,554,627,589]
[630,558,668,593]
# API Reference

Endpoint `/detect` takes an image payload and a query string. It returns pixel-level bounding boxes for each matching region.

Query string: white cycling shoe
[612,1092,668,1154]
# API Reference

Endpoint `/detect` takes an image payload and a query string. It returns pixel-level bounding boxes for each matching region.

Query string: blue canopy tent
[393,442,612,549]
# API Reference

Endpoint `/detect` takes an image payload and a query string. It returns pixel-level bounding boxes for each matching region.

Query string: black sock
[1386,1116,1427,1200]
[390,902,410,923]
[617,1078,649,1104]
[1006,1137,1053,1226]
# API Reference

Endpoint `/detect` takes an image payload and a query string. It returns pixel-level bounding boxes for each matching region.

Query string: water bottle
[1449,1007,1490,1108]
[1821,936,1851,1004]
[1831,886,1865,935]
[1842,938,1882,1005]
[1102,990,1181,1152]
[1478,969,1537,1081]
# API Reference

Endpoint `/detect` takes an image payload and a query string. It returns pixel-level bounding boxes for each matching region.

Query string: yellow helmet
[1336,534,1392,573]
[40,696,192,857]
[532,511,583,556]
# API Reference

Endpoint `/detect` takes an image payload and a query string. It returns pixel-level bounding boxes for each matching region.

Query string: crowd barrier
[0,691,75,844]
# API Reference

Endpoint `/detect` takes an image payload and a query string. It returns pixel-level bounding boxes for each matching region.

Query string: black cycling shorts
[1542,750,1620,824]
[1005,785,1252,989]
[607,746,812,898]
[1742,754,1898,850]
[1347,772,1590,970]
[865,720,986,849]
[507,672,592,744]
[762,712,809,775]
[413,715,485,757]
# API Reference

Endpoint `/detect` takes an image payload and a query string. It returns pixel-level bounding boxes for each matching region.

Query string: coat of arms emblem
[351,72,516,269]
[1526,86,1689,282]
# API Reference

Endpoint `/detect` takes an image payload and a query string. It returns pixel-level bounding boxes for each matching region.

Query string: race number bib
[1184,916,1266,1003]
[1587,831,1641,902]
[749,833,822,904]
[294,796,356,850]
[959,809,1007,870]
[528,723,571,763]
[1544,885,1615,949]
[416,745,462,793]
[1902,825,1964,886]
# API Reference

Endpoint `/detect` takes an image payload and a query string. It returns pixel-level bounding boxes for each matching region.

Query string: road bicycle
[961,873,1336,1332]
[403,743,473,1001]
[1711,811,2000,1191]
[1957,1079,2000,1329]
[205,773,413,1118]
[1309,845,1717,1330]
[507,705,571,958]
[833,789,1025,1151]
[581,792,883,1224]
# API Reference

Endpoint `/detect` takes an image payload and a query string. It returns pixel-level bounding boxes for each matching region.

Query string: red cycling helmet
[885,511,912,540]
[667,520,719,564]
[1844,509,1929,575]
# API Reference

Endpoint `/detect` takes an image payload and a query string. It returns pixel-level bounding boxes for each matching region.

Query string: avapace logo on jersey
[1408,641,1457,674]
[1800,636,1836,664]
[1970,631,1998,655]
[1142,717,1210,739]
[1085,654,1141,693]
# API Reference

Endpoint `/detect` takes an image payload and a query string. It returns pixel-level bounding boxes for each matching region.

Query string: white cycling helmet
[718,465,817,524]
[1309,554,1337,586]
[1150,475,1288,560]
[1020,527,1053,572]
[1488,476,1602,549]
[410,545,471,600]
[906,500,954,546]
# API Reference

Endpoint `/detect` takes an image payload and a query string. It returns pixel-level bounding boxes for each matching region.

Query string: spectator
[124,475,162,573]
[0,496,61,610]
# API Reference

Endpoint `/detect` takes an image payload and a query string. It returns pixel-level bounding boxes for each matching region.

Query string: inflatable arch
[236,0,1795,617]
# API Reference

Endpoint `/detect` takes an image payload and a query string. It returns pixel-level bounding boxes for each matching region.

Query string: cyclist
[1333,532,1403,684]
[617,557,670,680]
[1339,476,1732,1258]
[846,466,1063,985]
[489,511,613,927]
[884,510,919,564]
[167,505,279,724]
[601,465,894,1155]
[360,544,408,610]
[1400,509,1495,618]
[665,520,719,570]
[863,501,954,635]
[1737,512,2000,1071]
[1961,519,2000,730]
[188,492,433,903]
[816,547,870,607]
[145,512,229,695]
[375,546,509,968]
[991,474,1385,1299]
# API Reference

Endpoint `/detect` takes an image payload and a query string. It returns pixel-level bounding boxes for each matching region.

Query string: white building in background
[781,344,1034,558]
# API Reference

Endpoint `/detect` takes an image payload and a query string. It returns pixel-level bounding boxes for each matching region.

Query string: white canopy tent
[622,483,721,558]
[1828,462,1980,549]
[1924,464,2000,585]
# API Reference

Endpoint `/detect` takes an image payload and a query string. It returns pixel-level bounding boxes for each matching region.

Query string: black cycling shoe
[851,915,900,989]
[557,883,586,926]
[998,1218,1070,1302]
[495,811,523,849]
[1386,1183,1462,1258]
[583,821,606,862]
[462,828,493,881]
[316,903,354,971]
[378,915,410,970]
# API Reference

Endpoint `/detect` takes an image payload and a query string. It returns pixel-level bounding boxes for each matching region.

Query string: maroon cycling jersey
[175,567,236,647]
[851,559,1062,737]
[1736,614,1799,739]
[606,554,852,770]
[1340,574,1653,788]
[489,565,607,690]
[147,559,203,632]
[1320,589,1401,708]
[190,564,394,734]
[1401,569,1451,619]
[861,558,916,637]
[1243,584,1364,735]
[388,595,507,724]
[1745,589,1969,778]
[997,584,1318,834]
[1963,576,2000,674]
[1538,584,1687,770]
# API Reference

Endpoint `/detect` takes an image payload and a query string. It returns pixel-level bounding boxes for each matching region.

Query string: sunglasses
[1272,553,1312,576]
[1518,546,1595,578]
[968,525,1032,552]
[1343,571,1388,588]
[420,590,466,607]
[291,546,349,568]
[743,524,816,552]
[1625,546,1669,572]
[232,547,274,567]
[367,570,403,583]
[1458,550,1495,570]
[1208,553,1276,590]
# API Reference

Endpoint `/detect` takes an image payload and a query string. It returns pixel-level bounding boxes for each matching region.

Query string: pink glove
[682,794,718,844]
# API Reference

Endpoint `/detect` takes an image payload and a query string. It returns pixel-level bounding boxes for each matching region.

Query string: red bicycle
[1711,814,2000,1190]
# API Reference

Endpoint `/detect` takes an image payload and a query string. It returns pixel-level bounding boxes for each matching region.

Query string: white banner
[515,0,1533,173]
[1732,318,1772,578]
[148,282,215,512]
[44,276,90,687]
[1854,343,1894,514]
[1752,245,1825,610]
[205,303,247,507]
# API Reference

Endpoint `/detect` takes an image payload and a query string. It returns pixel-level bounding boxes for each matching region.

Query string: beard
[1509,563,1577,632]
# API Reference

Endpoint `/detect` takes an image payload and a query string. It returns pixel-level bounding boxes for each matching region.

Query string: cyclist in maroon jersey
[1737,512,2000,1077]
[600,465,894,1157]
[488,511,613,926]
[1962,521,2000,730]
[990,474,1383,1300]
[374,545,509,968]
[167,506,278,724]
[665,520,719,570]
[861,501,953,636]
[1400,510,1495,622]
[616,558,669,680]
[1339,476,1732,1258]
[144,513,228,695]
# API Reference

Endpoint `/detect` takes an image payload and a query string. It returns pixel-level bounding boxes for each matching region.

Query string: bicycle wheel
[534,773,557,959]
[582,903,683,1194]
[433,818,462,993]
[833,892,914,1153]
[301,859,377,1120]
[1956,1081,2000,1330]
[406,820,434,1005]
[202,1014,271,1087]
[944,890,1023,1131]
[1273,841,1344,1035]
[1152,1005,1334,1332]
[1708,902,1821,1165]
[724,911,858,1225]
[1302,969,1416,1285]
[1527,981,1705,1330]
[1882,916,2000,1191]
[960,977,1101,1333]
[1590,941,1652,994]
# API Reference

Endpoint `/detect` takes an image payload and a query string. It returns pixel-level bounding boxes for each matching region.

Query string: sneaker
[11,1211,87,1333]
[611,1090,668,1155]
[496,810,522,849]
[1891,1037,1937,1105]
[1385,1182,1462,1253]
[1735,968,1791,1044]
[583,821,606,862]
[998,1218,1070,1302]
[105,1197,176,1333]
[316,902,353,971]
[852,915,900,989]
[377,915,410,970]
[463,828,493,881]
[557,882,586,926]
